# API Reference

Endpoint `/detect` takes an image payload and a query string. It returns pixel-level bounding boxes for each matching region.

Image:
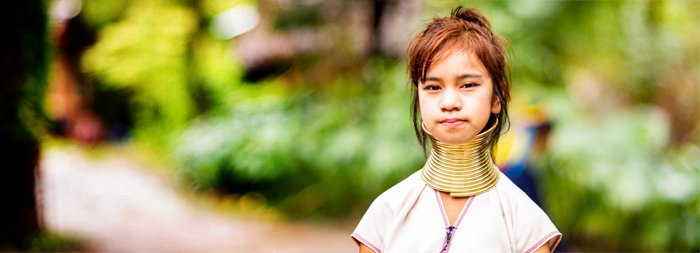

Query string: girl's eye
[423,85,441,91]
[461,83,478,88]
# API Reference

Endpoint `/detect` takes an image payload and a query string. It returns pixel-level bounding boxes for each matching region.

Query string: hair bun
[452,6,492,30]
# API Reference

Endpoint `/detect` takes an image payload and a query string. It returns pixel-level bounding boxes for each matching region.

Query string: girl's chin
[433,132,477,144]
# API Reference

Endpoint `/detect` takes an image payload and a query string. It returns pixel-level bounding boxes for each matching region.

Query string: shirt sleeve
[501,179,562,253]
[351,195,393,253]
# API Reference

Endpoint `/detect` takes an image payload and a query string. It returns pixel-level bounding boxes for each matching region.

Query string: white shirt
[352,170,561,253]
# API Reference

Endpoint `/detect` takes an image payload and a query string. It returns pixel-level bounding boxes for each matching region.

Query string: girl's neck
[421,120,500,197]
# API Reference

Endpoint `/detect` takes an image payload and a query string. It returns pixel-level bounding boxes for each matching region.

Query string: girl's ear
[491,96,502,114]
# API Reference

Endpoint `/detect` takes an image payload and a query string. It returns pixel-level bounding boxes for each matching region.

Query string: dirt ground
[40,145,359,253]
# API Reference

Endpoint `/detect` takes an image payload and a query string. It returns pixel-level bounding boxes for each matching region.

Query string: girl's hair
[407,6,511,155]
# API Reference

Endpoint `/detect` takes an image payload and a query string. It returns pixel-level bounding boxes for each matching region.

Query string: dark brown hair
[407,6,510,155]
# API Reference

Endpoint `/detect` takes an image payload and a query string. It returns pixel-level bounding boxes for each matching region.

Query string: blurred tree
[0,0,48,249]
[81,0,200,147]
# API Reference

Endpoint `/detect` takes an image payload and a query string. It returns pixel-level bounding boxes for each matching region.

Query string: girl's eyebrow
[456,73,484,79]
[425,73,483,82]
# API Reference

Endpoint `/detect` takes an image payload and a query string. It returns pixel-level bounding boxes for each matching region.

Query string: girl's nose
[439,89,462,112]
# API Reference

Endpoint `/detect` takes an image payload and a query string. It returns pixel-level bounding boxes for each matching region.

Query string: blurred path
[41,145,357,253]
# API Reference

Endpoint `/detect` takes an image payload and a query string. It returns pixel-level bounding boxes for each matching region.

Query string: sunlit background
[1,0,698,252]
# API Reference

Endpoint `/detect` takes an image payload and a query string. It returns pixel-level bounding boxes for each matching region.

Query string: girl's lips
[441,119,464,127]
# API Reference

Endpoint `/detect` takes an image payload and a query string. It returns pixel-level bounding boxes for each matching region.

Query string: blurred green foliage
[78,0,698,251]
[541,94,699,251]
[175,59,423,216]
[29,232,84,252]
[82,0,200,145]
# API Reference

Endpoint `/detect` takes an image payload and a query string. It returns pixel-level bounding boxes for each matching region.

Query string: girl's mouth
[441,118,464,127]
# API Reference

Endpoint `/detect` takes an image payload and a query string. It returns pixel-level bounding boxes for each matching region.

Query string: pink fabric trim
[453,196,475,226]
[445,196,474,252]
[434,190,450,227]
[351,232,381,253]
[441,235,449,252]
[523,231,562,253]
[433,189,476,227]
[444,229,454,252]
[434,189,477,253]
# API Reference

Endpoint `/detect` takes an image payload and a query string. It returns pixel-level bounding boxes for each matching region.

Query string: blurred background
[1,0,698,252]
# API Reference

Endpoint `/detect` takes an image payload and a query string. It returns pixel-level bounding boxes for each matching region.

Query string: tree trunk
[0,0,48,248]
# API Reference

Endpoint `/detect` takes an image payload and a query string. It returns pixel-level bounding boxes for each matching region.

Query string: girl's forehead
[428,47,488,75]
[432,38,477,61]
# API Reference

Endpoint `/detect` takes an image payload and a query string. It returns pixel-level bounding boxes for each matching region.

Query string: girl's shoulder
[493,170,530,198]
[489,171,563,252]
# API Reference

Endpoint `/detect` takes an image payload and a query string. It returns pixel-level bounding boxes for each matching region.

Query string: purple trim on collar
[434,189,477,253]
[433,189,476,228]
[434,190,450,227]
[454,196,475,226]
[524,231,562,253]
[351,232,381,253]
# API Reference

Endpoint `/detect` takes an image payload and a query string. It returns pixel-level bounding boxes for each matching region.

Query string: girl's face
[419,49,501,144]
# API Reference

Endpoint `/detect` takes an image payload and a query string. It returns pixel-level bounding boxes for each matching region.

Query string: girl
[351,6,561,253]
